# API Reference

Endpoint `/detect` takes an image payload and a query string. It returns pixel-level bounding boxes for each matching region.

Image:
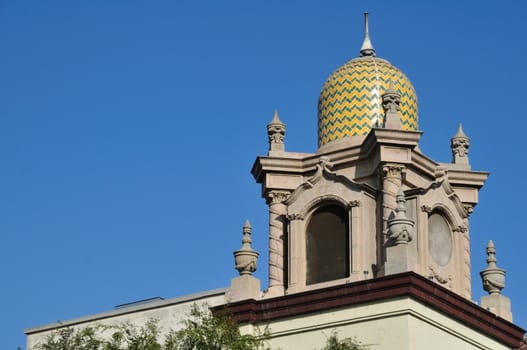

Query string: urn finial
[387,187,414,245]
[233,220,259,276]
[480,240,506,295]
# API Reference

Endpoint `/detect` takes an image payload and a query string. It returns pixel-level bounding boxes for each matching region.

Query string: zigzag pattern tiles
[318,59,418,146]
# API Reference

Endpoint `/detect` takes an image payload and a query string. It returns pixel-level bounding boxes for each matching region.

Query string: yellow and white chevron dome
[318,57,418,146]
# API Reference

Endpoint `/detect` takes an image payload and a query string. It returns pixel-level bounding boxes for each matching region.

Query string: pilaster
[265,190,290,297]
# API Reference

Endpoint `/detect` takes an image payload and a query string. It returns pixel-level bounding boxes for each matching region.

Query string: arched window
[306,204,349,285]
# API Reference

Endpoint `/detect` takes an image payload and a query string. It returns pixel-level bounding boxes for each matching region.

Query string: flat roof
[25,287,228,334]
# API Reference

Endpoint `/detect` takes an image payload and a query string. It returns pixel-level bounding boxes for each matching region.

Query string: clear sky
[1,1,526,348]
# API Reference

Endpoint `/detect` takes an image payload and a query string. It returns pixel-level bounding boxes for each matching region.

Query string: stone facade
[252,127,487,300]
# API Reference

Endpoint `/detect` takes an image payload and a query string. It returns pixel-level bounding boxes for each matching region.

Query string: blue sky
[1,1,526,348]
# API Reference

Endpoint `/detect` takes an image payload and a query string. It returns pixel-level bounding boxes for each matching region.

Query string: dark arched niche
[306,204,349,285]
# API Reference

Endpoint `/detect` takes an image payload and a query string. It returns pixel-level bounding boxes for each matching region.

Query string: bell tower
[251,13,492,302]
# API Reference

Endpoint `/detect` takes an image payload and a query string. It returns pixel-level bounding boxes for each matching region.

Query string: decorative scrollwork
[453,225,468,234]
[286,213,304,221]
[463,204,474,217]
[421,205,432,214]
[382,164,405,179]
[266,190,290,205]
[348,200,362,208]
[428,265,452,285]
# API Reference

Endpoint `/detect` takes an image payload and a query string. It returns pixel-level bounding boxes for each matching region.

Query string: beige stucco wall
[25,289,227,350]
[27,288,512,350]
[246,297,510,350]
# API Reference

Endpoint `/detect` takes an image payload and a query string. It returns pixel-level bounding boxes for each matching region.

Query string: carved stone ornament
[286,213,305,221]
[451,124,470,164]
[480,240,506,295]
[433,167,447,187]
[268,125,285,144]
[463,204,474,217]
[453,225,468,234]
[387,188,414,245]
[452,138,469,157]
[428,265,452,286]
[421,205,433,214]
[382,88,401,114]
[382,164,405,180]
[266,190,290,205]
[348,200,362,208]
[233,220,259,276]
[267,110,286,151]
[381,84,403,130]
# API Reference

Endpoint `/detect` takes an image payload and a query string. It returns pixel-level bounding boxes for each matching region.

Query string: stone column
[381,164,405,238]
[265,190,290,297]
[454,223,471,299]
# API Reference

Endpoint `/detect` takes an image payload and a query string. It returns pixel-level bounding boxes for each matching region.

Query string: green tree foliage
[32,304,364,350]
[319,331,365,350]
[32,304,269,350]
[164,304,269,350]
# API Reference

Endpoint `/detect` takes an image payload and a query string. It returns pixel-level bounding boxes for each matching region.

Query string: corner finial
[233,219,259,276]
[479,240,513,321]
[480,240,505,295]
[267,110,286,153]
[451,123,470,166]
[360,12,376,57]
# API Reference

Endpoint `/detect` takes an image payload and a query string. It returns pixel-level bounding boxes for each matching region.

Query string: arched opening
[306,204,350,285]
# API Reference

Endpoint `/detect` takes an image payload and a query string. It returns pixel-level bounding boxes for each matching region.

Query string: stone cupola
[251,13,489,302]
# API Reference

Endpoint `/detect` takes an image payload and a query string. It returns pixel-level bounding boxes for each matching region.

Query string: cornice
[447,169,489,188]
[214,272,525,349]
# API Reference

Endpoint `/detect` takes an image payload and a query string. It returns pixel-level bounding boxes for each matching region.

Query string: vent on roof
[115,297,165,309]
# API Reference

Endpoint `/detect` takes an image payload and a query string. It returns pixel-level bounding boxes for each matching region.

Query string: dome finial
[360,12,376,57]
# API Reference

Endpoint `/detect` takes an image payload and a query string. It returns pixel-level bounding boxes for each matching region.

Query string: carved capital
[286,213,304,221]
[266,190,290,205]
[382,164,405,179]
[453,225,468,234]
[421,205,433,214]
[348,200,362,208]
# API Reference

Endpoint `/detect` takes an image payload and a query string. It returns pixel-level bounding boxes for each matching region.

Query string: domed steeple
[318,13,418,147]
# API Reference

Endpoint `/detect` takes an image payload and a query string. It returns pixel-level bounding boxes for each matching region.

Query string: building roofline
[214,273,525,349]
[25,287,228,335]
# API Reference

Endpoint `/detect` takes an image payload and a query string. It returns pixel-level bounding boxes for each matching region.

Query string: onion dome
[318,13,418,147]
